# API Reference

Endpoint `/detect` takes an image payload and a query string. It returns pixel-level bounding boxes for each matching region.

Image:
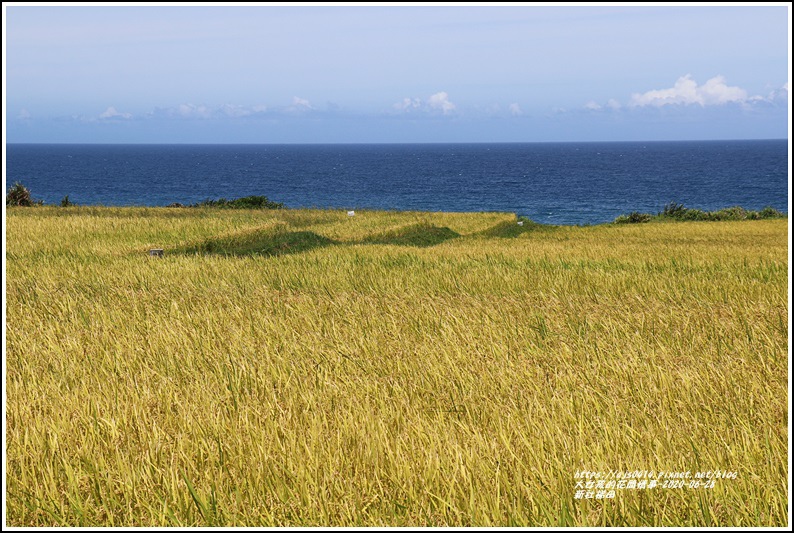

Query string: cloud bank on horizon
[4,4,790,143]
[582,75,789,111]
[32,74,789,124]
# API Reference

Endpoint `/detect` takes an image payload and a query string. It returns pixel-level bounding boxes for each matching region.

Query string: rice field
[4,206,789,526]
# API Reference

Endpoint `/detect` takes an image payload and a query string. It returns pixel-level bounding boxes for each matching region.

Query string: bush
[758,206,785,219]
[660,202,688,219]
[659,203,708,221]
[629,211,651,223]
[189,195,285,209]
[614,203,787,224]
[677,205,784,221]
[680,208,708,221]
[6,182,42,206]
[60,195,75,207]
[709,206,747,221]
[614,211,652,224]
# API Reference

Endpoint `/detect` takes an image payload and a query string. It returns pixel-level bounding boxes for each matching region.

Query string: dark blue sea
[5,140,788,225]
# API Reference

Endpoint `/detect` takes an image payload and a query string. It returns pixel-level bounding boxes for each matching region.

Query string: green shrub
[614,212,651,224]
[758,206,785,219]
[661,202,688,219]
[659,203,709,221]
[60,195,75,207]
[6,182,42,207]
[616,204,786,224]
[614,211,652,224]
[712,206,746,220]
[680,208,708,221]
[189,195,285,209]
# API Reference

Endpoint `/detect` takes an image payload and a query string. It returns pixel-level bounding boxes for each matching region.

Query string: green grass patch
[362,222,460,247]
[183,195,285,209]
[477,216,551,237]
[177,225,334,257]
[614,203,786,224]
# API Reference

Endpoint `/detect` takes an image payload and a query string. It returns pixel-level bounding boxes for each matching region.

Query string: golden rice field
[4,206,789,527]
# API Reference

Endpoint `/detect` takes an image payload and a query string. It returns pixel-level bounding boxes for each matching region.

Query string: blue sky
[3,3,791,143]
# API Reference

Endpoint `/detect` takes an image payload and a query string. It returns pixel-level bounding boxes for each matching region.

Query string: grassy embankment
[5,206,789,526]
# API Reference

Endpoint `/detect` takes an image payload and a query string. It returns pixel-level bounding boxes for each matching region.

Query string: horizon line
[5,138,789,146]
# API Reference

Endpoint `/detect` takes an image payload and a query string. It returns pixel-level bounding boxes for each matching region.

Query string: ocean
[5,140,788,225]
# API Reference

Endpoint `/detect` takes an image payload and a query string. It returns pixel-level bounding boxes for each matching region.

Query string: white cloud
[629,75,747,107]
[583,98,622,112]
[508,103,523,116]
[152,103,271,119]
[427,91,456,114]
[220,103,251,117]
[765,82,789,104]
[99,106,132,119]
[176,103,211,118]
[291,96,313,110]
[392,92,456,115]
[586,79,785,113]
[280,96,315,114]
[393,97,422,111]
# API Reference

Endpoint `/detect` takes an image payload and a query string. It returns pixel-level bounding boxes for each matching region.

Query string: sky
[2,2,791,143]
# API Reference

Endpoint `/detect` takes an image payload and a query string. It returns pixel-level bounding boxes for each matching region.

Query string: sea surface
[5,140,788,225]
